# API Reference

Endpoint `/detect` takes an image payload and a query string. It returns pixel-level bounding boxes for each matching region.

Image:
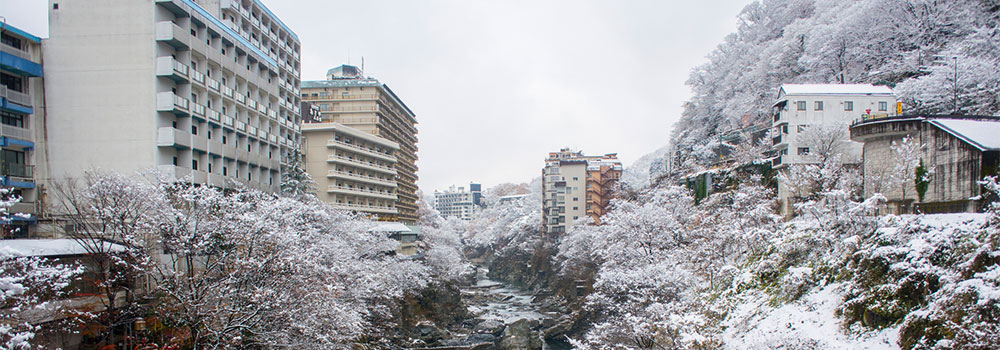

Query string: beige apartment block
[301,122,400,219]
[542,149,622,236]
[43,0,302,194]
[301,65,419,223]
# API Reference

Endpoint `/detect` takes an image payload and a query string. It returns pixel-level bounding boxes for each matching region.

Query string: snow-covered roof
[0,239,125,257]
[368,222,413,233]
[778,84,894,96]
[929,119,1000,151]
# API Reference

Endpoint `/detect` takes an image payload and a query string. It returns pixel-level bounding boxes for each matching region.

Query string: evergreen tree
[280,149,317,198]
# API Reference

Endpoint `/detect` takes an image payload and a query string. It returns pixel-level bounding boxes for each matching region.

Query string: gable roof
[929,119,1000,151]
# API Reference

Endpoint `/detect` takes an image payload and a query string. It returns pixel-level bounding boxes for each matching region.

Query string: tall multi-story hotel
[43,0,302,194]
[434,183,482,220]
[542,149,622,236]
[770,84,896,215]
[301,65,419,223]
[1,24,44,238]
[301,122,401,219]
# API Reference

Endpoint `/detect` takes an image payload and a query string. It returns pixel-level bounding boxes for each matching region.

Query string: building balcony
[156,92,190,115]
[191,135,208,151]
[223,115,235,128]
[327,155,397,175]
[331,203,397,215]
[220,0,240,11]
[155,21,189,49]
[207,109,221,123]
[1,162,34,188]
[155,56,188,82]
[9,201,36,215]
[0,86,33,115]
[326,170,397,187]
[208,173,229,189]
[222,85,235,99]
[326,140,396,162]
[1,44,42,77]
[1,124,32,143]
[772,155,784,168]
[235,93,246,104]
[191,103,206,118]
[190,70,206,85]
[157,127,191,149]
[327,185,397,200]
[772,135,782,145]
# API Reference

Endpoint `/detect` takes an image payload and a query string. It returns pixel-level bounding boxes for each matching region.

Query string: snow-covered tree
[280,148,317,198]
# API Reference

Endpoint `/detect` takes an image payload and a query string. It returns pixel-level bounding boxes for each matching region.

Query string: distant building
[850,115,1000,214]
[433,183,482,220]
[301,122,401,219]
[301,65,419,223]
[1,23,44,238]
[771,84,897,215]
[542,149,622,236]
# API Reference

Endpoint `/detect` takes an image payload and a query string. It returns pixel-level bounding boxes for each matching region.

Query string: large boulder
[499,319,542,350]
[475,319,506,337]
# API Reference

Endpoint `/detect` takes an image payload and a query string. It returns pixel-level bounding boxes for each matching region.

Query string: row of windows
[795,100,888,112]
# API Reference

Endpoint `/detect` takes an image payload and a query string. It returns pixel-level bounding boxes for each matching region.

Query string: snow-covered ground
[724,283,899,350]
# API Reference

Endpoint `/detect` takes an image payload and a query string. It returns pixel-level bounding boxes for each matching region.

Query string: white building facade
[43,0,302,193]
[433,183,482,220]
[771,84,897,215]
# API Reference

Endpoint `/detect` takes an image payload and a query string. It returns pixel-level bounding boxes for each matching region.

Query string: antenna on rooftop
[361,56,365,73]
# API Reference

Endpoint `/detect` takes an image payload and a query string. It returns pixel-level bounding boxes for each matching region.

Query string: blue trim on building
[0,51,44,77]
[0,137,34,150]
[0,99,33,115]
[3,214,37,224]
[252,0,299,41]
[0,23,42,43]
[1,176,35,189]
[181,0,278,67]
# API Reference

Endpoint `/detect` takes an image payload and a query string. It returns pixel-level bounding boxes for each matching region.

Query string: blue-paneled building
[1,23,42,237]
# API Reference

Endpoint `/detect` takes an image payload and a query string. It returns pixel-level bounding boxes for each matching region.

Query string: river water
[454,268,571,350]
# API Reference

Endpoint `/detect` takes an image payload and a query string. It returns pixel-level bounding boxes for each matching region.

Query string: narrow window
[796,101,806,111]
[797,147,810,156]
[814,101,824,111]
[844,101,853,111]
[879,101,888,111]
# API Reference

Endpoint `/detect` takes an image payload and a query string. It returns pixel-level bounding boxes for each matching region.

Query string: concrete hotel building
[542,149,622,236]
[301,122,401,219]
[771,84,896,215]
[301,65,419,223]
[1,24,44,237]
[433,183,482,220]
[43,0,302,193]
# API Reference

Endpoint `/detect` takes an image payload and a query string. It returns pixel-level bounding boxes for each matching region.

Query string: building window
[844,101,853,111]
[173,157,178,166]
[814,101,824,111]
[223,166,228,176]
[573,197,578,201]
[192,159,199,170]
[222,135,227,144]
[797,125,807,133]
[207,163,212,173]
[797,147,810,155]
[191,125,198,135]
[879,101,888,111]
[1,112,25,128]
[796,101,806,111]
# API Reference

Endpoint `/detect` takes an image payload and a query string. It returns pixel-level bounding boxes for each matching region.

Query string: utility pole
[953,56,958,114]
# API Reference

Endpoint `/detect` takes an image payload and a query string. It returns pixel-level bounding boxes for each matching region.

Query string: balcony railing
[326,170,396,187]
[1,42,32,60]
[207,77,221,91]
[328,155,396,173]
[207,109,221,122]
[1,124,32,141]
[235,93,246,104]
[192,103,206,116]
[327,185,396,199]
[1,162,34,178]
[0,86,32,108]
[222,85,234,98]
[190,70,205,84]
[326,139,395,161]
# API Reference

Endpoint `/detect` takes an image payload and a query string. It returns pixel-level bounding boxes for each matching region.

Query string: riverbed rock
[499,319,541,350]
[542,314,575,340]
[475,319,506,337]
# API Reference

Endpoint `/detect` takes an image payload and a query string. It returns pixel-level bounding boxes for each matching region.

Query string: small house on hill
[849,115,1000,214]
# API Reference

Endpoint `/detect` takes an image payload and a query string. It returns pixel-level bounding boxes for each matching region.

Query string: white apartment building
[301,122,401,218]
[433,183,482,220]
[1,24,44,238]
[771,84,896,214]
[43,0,302,193]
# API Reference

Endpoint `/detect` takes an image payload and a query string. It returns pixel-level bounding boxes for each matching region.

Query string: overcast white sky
[2,0,751,192]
